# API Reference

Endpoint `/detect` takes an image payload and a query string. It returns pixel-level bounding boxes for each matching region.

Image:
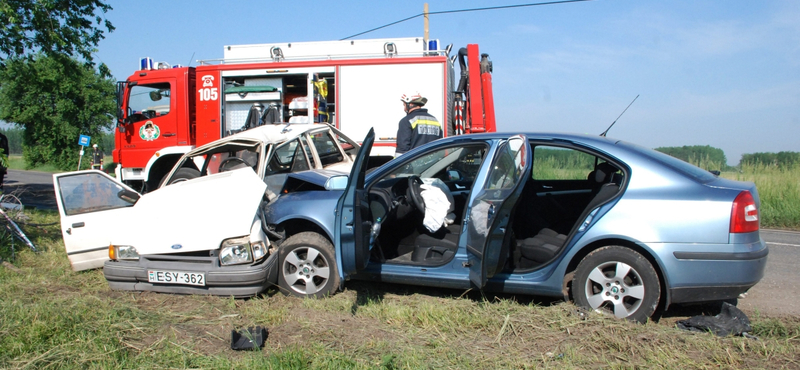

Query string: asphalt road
[3,169,58,210]
[3,169,798,317]
[737,229,800,317]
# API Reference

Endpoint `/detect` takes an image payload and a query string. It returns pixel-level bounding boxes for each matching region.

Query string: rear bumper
[103,253,278,298]
[669,284,755,304]
[655,238,768,305]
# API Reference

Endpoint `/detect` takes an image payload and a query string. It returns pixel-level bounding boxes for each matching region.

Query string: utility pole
[424,3,429,45]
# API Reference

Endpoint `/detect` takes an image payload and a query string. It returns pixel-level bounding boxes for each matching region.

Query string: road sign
[79,135,91,147]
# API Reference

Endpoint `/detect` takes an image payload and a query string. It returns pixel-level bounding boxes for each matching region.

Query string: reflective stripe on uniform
[409,116,442,129]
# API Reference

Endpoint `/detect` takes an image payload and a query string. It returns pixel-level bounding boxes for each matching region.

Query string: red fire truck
[113,37,496,191]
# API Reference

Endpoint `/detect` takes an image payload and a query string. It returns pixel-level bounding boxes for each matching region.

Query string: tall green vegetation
[0,56,116,170]
[723,164,800,229]
[0,0,115,170]
[0,127,23,154]
[655,145,728,170]
[0,127,114,156]
[0,0,113,65]
[740,152,800,169]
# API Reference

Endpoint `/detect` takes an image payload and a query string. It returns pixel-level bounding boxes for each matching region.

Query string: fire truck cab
[114,37,496,191]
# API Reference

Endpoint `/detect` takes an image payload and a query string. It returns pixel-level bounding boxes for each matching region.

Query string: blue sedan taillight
[730,191,759,233]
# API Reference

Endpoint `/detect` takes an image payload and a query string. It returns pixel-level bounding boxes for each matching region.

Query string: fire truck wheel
[163,168,200,186]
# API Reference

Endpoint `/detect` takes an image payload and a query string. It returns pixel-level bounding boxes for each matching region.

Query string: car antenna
[600,94,639,137]
[187,52,196,67]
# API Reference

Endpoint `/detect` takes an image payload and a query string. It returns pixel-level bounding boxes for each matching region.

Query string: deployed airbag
[420,179,453,232]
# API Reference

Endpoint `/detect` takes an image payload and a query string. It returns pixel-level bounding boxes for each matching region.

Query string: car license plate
[148,270,205,286]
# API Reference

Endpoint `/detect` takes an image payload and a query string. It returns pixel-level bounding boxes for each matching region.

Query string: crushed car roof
[185,123,342,155]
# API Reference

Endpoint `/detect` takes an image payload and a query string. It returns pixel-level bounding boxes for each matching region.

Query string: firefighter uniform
[91,145,103,170]
[395,108,442,156]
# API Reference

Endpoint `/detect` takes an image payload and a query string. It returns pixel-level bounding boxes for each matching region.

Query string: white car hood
[111,168,266,255]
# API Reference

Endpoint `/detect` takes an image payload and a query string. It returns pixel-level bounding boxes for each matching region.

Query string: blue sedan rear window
[619,141,718,182]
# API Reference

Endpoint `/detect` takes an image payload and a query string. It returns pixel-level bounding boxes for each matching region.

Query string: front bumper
[104,252,279,298]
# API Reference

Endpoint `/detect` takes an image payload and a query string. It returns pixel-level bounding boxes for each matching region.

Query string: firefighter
[0,131,8,190]
[395,92,442,157]
[91,144,104,170]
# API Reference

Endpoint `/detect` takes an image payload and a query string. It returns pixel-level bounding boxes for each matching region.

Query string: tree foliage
[741,152,800,169]
[655,145,728,169]
[0,0,113,65]
[0,127,24,154]
[0,55,115,170]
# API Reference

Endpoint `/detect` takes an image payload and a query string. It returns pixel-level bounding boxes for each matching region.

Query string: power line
[340,0,594,40]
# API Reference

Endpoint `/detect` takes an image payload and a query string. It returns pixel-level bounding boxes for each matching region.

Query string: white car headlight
[252,241,266,261]
[110,245,139,261]
[220,237,253,266]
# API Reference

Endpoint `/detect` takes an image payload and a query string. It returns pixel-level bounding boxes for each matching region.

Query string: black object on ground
[231,326,268,350]
[676,302,754,337]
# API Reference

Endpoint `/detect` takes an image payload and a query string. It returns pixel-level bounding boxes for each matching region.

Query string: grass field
[6,155,114,173]
[721,164,800,230]
[1,210,799,369]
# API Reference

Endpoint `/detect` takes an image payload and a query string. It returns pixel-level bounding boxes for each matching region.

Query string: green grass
[721,164,800,229]
[1,210,799,369]
[6,154,114,173]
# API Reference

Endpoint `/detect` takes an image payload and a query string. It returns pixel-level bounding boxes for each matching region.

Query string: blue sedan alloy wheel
[573,246,661,323]
[278,232,340,298]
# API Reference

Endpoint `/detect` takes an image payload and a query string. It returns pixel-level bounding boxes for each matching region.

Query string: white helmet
[92,144,98,148]
[400,92,427,106]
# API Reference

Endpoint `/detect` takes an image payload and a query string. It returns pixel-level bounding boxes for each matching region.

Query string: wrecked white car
[54,123,358,297]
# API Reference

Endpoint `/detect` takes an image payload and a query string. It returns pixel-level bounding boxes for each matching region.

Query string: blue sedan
[264,129,767,322]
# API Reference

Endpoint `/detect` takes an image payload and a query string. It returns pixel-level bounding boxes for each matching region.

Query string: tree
[0,55,115,170]
[655,145,728,170]
[0,127,24,154]
[0,0,113,66]
[741,151,800,168]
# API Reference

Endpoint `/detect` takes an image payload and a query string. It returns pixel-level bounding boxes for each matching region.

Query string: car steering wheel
[219,157,250,172]
[126,113,148,124]
[407,175,426,212]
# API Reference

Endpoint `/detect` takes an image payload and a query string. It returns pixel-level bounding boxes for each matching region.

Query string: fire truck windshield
[128,83,171,123]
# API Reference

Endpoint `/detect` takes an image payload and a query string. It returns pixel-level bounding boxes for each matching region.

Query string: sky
[93,0,799,165]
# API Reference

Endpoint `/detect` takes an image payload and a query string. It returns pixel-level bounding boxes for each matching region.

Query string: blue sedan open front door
[335,128,375,288]
[465,135,531,288]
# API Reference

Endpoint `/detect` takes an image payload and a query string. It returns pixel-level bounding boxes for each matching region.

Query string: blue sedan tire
[278,232,340,298]
[573,246,660,323]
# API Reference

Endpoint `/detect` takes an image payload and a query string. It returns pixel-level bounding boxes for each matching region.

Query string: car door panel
[53,170,139,271]
[465,136,531,288]
[336,128,375,284]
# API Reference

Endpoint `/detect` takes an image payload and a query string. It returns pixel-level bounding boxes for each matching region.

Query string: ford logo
[171,244,183,250]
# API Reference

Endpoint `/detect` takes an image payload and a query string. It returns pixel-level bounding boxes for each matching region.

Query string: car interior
[366,141,625,272]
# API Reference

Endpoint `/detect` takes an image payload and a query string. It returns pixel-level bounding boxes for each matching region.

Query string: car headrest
[593,162,618,183]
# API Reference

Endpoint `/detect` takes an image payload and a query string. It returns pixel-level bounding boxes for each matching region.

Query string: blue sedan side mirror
[325,175,349,190]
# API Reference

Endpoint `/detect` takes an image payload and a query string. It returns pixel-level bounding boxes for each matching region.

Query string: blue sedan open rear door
[465,135,531,288]
[335,128,375,287]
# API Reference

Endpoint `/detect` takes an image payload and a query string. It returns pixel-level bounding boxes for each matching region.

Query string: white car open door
[53,170,139,271]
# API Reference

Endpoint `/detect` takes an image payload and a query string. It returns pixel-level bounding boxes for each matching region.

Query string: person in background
[91,144,104,170]
[0,131,8,190]
[395,92,442,157]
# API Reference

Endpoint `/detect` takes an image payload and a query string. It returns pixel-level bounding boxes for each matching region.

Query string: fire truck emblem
[139,121,160,141]
[201,75,214,87]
